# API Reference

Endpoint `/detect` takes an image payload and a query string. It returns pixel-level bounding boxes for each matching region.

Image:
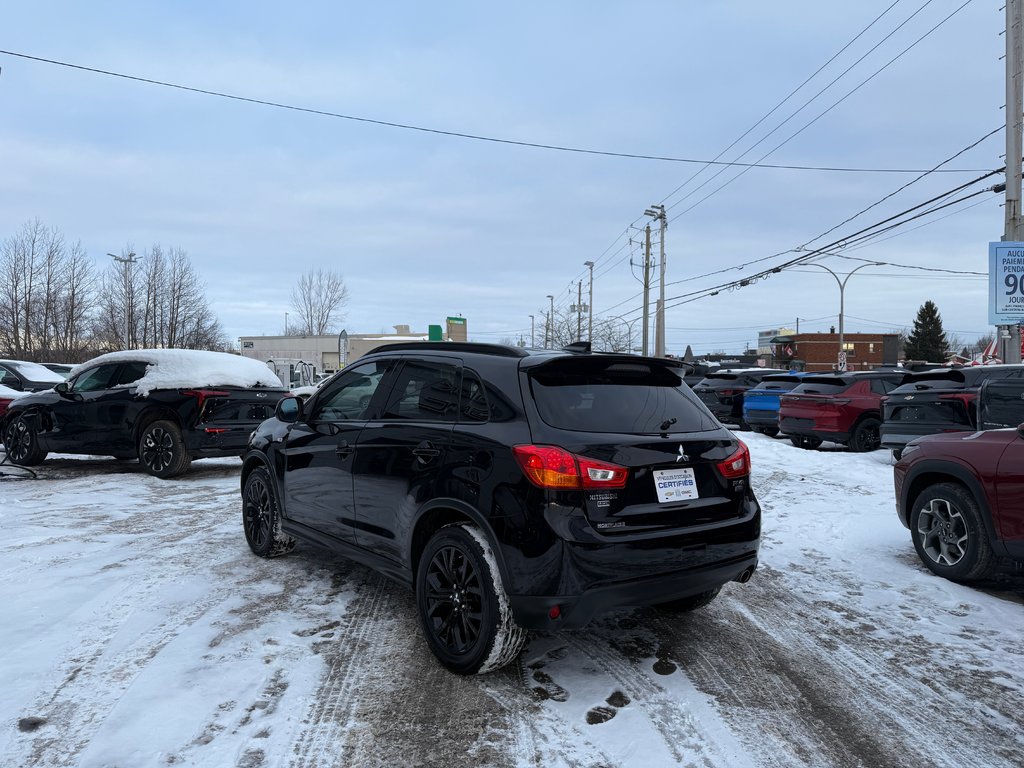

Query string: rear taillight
[716,442,750,479]
[938,393,976,410]
[180,389,230,416]
[512,445,628,490]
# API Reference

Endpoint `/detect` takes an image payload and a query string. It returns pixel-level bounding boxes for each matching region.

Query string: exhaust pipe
[733,565,756,584]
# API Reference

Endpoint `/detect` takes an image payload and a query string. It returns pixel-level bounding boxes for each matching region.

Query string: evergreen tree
[903,300,949,362]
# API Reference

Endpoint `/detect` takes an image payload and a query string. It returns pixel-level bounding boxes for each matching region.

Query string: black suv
[3,349,287,477]
[691,368,787,429]
[881,365,1024,459]
[241,343,761,674]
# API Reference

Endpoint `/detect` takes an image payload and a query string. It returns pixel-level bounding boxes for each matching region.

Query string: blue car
[742,373,808,436]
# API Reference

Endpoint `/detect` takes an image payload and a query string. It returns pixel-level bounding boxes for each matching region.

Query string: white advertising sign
[989,241,1024,324]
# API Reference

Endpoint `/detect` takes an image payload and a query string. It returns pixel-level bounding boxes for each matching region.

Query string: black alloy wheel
[790,435,822,450]
[849,418,881,453]
[242,467,295,558]
[137,419,191,478]
[4,416,47,466]
[910,482,994,582]
[416,525,526,675]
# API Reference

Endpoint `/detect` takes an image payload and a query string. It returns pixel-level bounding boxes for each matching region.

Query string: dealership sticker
[653,467,698,503]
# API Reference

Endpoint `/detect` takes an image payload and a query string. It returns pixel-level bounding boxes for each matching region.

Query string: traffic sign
[838,351,847,371]
[989,241,1024,324]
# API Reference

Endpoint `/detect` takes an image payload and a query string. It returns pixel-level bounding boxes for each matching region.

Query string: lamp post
[805,261,881,371]
[529,314,535,347]
[610,315,642,354]
[285,312,289,336]
[583,260,595,342]
[107,251,139,350]
[546,294,554,348]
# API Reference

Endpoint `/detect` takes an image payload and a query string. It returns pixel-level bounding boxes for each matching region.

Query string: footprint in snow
[585,691,631,725]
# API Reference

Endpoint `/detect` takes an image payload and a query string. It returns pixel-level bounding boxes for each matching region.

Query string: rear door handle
[335,440,353,458]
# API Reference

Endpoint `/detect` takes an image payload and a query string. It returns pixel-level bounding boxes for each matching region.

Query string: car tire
[849,418,881,453]
[242,467,296,558]
[891,448,903,461]
[762,426,780,438]
[910,482,995,582]
[790,436,822,450]
[4,416,48,466]
[416,524,526,675]
[137,419,192,478]
[750,425,763,435]
[655,586,721,613]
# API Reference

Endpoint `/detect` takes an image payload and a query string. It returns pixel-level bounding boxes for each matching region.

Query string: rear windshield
[895,367,1023,392]
[790,377,853,395]
[5,361,64,383]
[749,376,804,392]
[529,359,717,433]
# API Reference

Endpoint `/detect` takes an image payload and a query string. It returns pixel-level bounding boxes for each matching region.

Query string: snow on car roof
[0,359,66,383]
[69,349,284,396]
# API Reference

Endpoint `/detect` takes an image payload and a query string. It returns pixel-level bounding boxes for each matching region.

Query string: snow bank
[69,349,284,396]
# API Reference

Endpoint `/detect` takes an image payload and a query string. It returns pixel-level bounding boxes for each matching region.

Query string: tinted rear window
[749,376,804,392]
[790,377,853,395]
[529,359,716,433]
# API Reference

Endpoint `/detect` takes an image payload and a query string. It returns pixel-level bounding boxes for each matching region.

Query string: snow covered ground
[1,434,1022,767]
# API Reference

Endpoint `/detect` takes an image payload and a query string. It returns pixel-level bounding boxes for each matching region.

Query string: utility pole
[641,223,652,355]
[529,314,535,347]
[1006,0,1024,363]
[584,260,594,342]
[646,205,667,357]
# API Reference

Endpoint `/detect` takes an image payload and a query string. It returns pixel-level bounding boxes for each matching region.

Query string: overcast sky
[0,1,1010,355]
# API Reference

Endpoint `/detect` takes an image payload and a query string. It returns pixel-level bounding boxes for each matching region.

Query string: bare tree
[0,220,98,361]
[290,268,349,335]
[94,244,225,351]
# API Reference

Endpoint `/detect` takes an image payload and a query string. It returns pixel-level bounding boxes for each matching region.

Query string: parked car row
[5,342,1021,678]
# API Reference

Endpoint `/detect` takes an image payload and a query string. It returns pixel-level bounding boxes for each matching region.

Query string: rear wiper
[659,417,677,431]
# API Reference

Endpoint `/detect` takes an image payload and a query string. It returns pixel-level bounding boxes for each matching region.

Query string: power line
[0,48,992,174]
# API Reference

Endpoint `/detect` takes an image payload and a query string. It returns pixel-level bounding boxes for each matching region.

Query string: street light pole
[546,295,554,349]
[285,311,289,336]
[583,260,595,342]
[610,315,641,354]
[806,262,880,371]
[529,314,535,347]
[107,251,139,350]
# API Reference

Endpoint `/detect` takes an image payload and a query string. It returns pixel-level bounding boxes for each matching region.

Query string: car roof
[359,341,688,369]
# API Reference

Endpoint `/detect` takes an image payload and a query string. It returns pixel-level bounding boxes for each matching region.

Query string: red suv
[894,443,1024,585]
[779,370,906,451]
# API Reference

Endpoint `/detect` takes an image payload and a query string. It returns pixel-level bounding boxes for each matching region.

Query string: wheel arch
[408,499,510,588]
[240,452,283,508]
[132,407,184,443]
[901,460,999,545]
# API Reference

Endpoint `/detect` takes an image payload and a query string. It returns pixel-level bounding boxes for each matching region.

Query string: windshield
[529,359,717,433]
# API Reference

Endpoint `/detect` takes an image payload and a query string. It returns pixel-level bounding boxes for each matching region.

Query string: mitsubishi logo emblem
[676,445,689,463]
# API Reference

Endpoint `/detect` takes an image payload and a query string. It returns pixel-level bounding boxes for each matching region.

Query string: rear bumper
[503,498,761,631]
[743,410,779,427]
[508,552,758,630]
[880,424,968,450]
[779,417,850,444]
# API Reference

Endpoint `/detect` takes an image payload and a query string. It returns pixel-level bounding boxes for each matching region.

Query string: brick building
[770,332,901,372]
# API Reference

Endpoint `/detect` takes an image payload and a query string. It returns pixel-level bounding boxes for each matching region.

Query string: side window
[72,364,121,392]
[460,371,489,422]
[382,361,460,422]
[0,367,18,388]
[112,361,150,387]
[310,361,391,422]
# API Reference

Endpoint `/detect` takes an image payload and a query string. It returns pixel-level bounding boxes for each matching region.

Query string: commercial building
[239,318,469,382]
[769,332,901,371]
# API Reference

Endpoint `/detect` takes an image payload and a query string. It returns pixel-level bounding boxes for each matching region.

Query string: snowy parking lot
[1,433,1022,768]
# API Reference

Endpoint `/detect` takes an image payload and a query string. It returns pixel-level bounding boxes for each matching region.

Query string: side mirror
[1017,423,1024,439]
[276,396,303,423]
[54,381,69,395]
